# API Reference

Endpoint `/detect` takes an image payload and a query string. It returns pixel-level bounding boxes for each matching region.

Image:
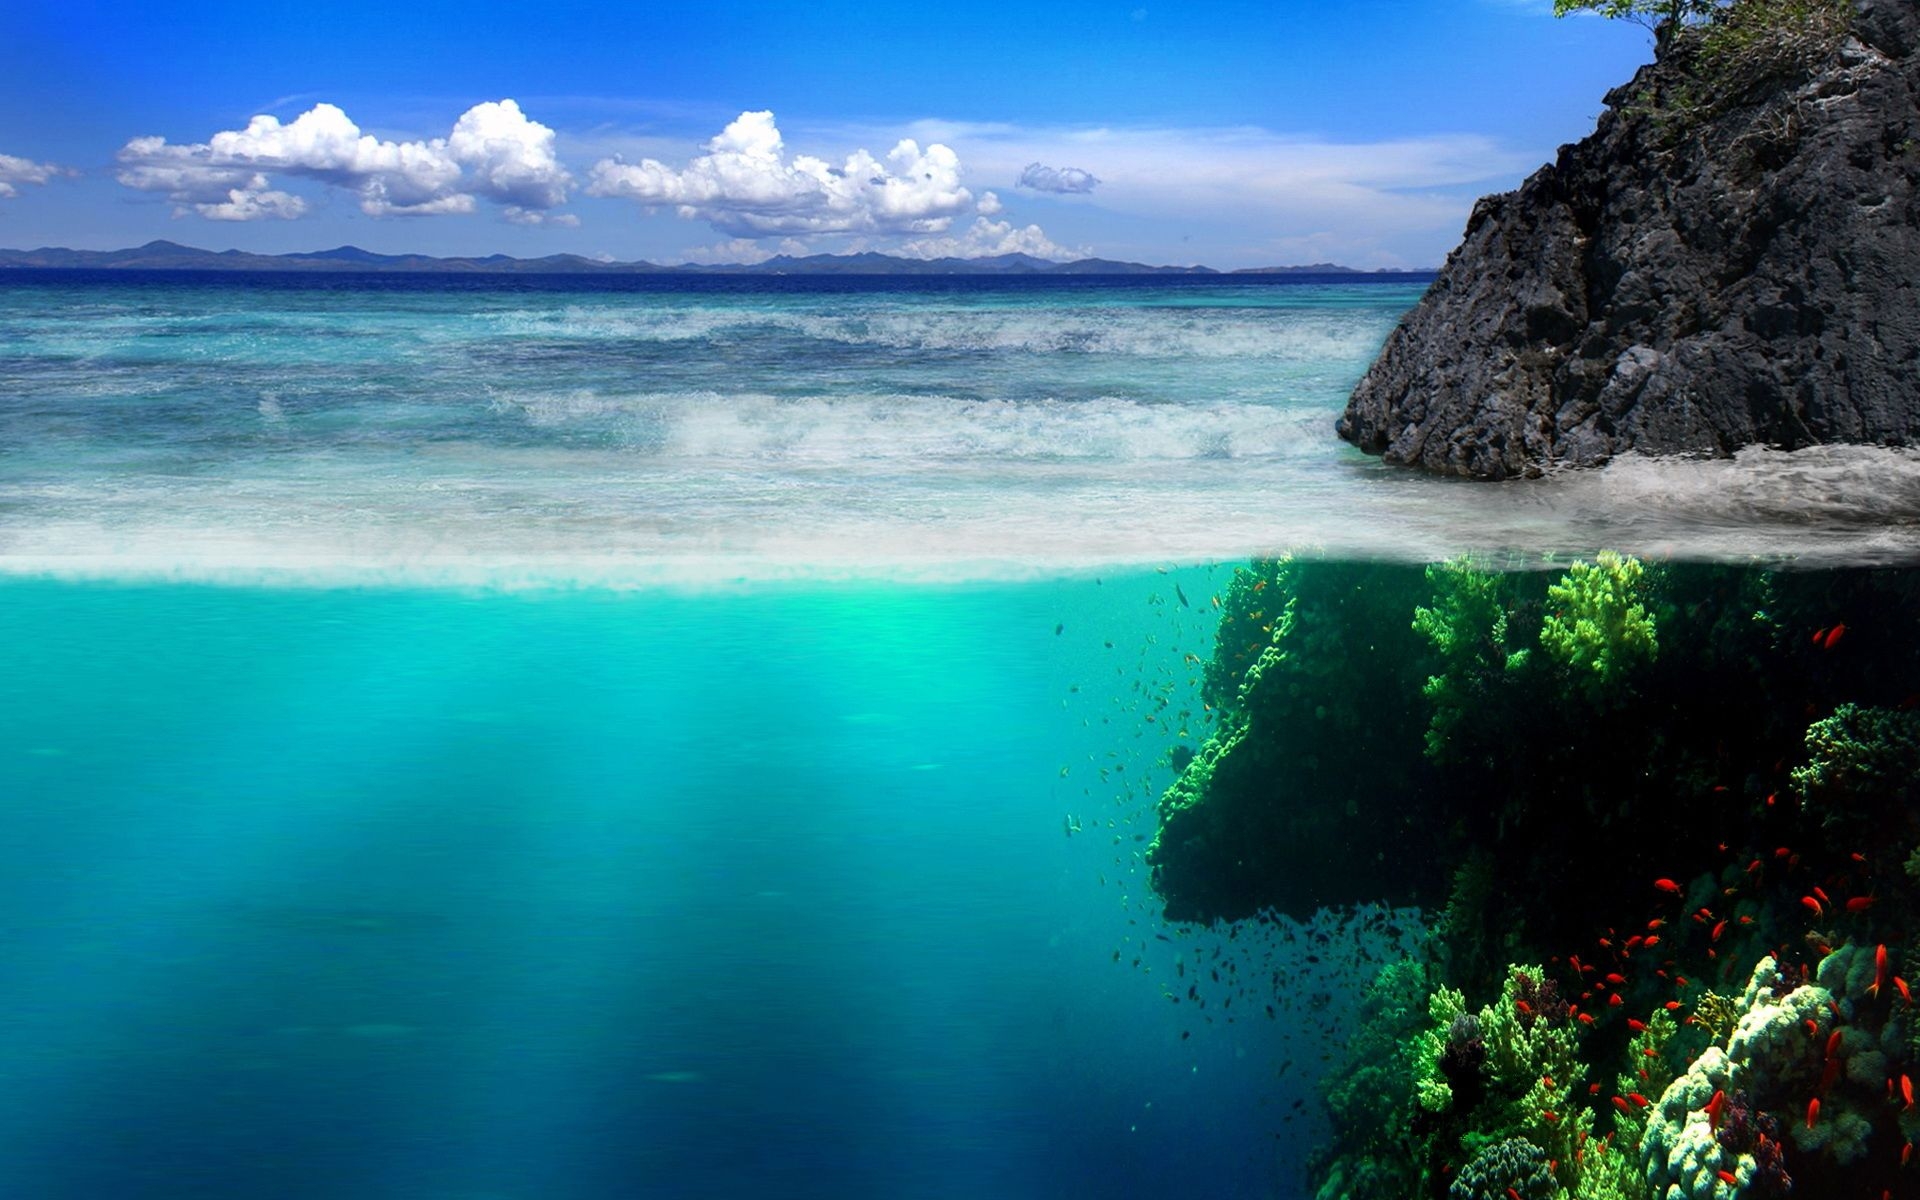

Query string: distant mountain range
[0,240,1434,277]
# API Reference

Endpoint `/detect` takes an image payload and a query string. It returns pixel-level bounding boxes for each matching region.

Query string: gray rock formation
[1338,0,1920,479]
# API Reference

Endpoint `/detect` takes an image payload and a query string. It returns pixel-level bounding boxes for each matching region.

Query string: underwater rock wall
[1151,556,1920,1197]
[1337,0,1920,479]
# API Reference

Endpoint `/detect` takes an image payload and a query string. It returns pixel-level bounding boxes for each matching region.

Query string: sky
[0,1,1656,268]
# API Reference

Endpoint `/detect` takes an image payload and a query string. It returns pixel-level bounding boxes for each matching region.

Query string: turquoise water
[0,569,1419,1198]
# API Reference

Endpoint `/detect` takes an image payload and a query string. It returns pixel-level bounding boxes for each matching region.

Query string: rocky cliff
[1337,0,1920,479]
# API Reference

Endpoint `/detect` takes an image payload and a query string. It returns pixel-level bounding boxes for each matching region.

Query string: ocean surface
[0,272,1915,1199]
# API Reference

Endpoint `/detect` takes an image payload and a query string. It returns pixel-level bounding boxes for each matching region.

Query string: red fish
[1717,1170,1738,1185]
[1807,1097,1820,1129]
[1801,896,1824,918]
[1654,878,1681,895]
[1874,944,1889,1000]
[1813,886,1831,904]
[1825,623,1847,650]
[1813,626,1828,645]
[1847,896,1875,913]
[1628,1093,1649,1108]
[1644,935,1661,948]
[1704,1088,1725,1130]
[1664,1000,1682,1011]
[1626,1018,1648,1033]
[1827,1030,1843,1058]
[1605,973,1627,986]
[1611,1096,1630,1113]
[1898,976,1913,1006]
[1905,1075,1914,1109]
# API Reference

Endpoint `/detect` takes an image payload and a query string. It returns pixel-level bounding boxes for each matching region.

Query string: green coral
[1540,553,1658,704]
[1474,966,1587,1164]
[1411,965,1589,1183]
[1198,557,1295,720]
[1312,958,1435,1200]
[1791,704,1920,813]
[1414,558,1527,761]
[1412,985,1472,1114]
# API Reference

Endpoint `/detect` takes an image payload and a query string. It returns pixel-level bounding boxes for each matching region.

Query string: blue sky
[0,1,1654,267]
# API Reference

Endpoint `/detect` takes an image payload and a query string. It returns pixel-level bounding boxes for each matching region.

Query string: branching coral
[1791,704,1920,818]
[1413,558,1526,761]
[1199,557,1296,720]
[1311,958,1436,1200]
[1414,966,1589,1176]
[1540,553,1658,705]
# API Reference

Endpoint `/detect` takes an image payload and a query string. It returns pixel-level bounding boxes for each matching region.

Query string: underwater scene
[5,274,1920,1200]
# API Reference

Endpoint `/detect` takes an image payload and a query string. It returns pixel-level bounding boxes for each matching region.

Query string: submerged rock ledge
[1338,0,1920,480]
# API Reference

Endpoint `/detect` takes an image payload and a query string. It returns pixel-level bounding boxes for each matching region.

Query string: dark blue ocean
[1,273,1916,1198]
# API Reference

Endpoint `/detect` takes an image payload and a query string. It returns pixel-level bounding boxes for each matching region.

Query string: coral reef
[1144,556,1920,1198]
[1451,1137,1561,1200]
[1311,958,1436,1200]
[1539,552,1658,705]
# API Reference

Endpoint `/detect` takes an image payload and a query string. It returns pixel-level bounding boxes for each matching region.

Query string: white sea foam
[495,390,1325,462]
[484,303,1385,361]
[3,444,1917,588]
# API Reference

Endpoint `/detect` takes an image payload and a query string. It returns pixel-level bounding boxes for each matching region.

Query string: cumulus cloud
[1016,162,1100,194]
[875,117,1541,265]
[899,217,1083,262]
[586,111,976,237]
[0,153,71,199]
[679,235,814,265]
[115,100,573,222]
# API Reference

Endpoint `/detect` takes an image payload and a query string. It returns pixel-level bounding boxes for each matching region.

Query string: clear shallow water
[6,272,1917,586]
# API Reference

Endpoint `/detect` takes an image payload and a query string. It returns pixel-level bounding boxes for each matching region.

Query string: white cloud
[1016,162,1100,194]
[0,153,70,199]
[874,118,1541,265]
[678,235,814,265]
[899,217,1083,261]
[586,110,976,237]
[116,100,573,222]
[975,190,1003,215]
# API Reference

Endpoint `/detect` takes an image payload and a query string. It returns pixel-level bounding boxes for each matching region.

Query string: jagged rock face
[1337,0,1920,479]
